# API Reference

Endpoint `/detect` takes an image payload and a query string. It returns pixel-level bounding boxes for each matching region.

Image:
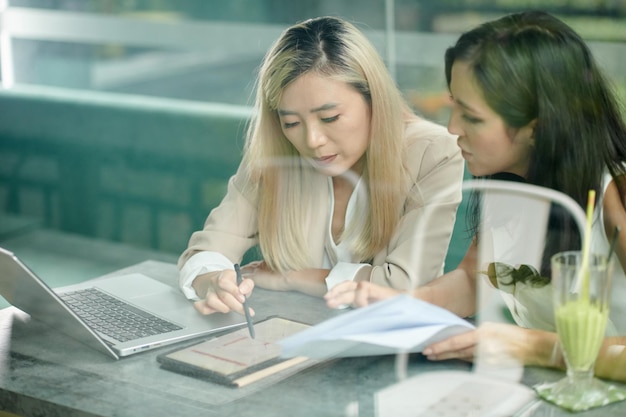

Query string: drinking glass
[551,250,613,409]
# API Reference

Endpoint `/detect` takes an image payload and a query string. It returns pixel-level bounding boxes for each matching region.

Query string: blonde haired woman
[178,16,464,315]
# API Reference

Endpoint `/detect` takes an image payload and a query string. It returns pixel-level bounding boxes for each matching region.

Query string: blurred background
[0,0,624,269]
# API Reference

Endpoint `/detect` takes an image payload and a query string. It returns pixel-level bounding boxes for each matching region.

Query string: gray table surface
[1,260,626,417]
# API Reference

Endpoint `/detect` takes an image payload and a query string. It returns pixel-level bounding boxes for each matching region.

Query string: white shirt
[179,177,368,300]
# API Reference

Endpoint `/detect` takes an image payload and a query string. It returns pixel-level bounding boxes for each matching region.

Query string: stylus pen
[234,263,255,339]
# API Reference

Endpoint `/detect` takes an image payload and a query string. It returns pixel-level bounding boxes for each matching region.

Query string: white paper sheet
[279,294,475,358]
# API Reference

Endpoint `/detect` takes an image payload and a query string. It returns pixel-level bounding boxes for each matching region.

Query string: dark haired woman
[326,11,626,381]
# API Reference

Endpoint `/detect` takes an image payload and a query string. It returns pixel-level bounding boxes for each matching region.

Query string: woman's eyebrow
[310,103,338,113]
[277,109,296,116]
[455,98,480,114]
[277,103,338,116]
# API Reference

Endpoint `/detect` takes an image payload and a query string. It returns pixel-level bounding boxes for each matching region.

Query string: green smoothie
[555,299,608,371]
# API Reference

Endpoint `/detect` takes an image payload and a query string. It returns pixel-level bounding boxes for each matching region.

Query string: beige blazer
[179,117,464,290]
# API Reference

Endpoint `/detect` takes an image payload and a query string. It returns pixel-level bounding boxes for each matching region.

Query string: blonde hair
[242,16,414,272]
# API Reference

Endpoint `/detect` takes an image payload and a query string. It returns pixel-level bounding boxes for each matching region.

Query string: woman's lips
[314,155,337,165]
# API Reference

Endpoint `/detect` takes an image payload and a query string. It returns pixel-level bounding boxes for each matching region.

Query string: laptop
[0,246,245,359]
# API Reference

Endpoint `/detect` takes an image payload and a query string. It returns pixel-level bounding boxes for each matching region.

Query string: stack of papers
[279,294,475,359]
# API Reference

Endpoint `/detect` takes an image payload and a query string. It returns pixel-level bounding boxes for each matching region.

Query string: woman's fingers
[324,281,358,308]
[423,330,478,360]
[194,268,255,315]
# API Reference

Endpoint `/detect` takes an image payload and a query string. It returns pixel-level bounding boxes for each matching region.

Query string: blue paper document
[279,294,475,359]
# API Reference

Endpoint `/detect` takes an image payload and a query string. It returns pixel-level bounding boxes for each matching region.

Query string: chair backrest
[461,179,587,381]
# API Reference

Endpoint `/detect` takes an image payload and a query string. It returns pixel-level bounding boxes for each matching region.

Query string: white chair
[381,179,588,417]
[462,179,586,331]
[460,180,586,382]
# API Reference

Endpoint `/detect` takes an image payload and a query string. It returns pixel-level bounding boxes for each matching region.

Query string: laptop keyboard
[59,288,183,343]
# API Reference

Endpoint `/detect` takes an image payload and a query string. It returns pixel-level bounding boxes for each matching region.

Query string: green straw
[579,189,596,300]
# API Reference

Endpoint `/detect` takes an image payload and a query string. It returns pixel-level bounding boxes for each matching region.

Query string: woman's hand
[422,322,559,368]
[192,269,256,316]
[324,280,401,309]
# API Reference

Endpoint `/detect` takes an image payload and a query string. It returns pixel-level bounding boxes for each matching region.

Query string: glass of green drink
[551,250,613,409]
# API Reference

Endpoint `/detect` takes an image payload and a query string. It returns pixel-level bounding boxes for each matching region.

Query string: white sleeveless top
[486,172,626,335]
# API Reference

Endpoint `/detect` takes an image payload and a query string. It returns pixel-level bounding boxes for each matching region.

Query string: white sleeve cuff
[179,252,234,300]
[325,262,369,290]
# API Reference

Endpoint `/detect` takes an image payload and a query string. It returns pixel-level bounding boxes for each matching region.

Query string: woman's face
[448,60,535,178]
[277,72,371,177]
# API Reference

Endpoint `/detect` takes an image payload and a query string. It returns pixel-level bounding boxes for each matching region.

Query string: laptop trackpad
[94,273,190,312]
